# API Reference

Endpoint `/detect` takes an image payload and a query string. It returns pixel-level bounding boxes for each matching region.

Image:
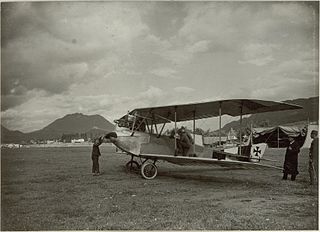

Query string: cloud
[160,48,192,66]
[178,3,244,50]
[174,86,195,94]
[1,2,150,107]
[139,86,166,99]
[271,59,316,79]
[244,55,318,100]
[186,40,210,54]
[1,90,117,132]
[1,2,318,132]
[239,43,279,66]
[0,86,168,132]
[150,67,178,79]
[271,2,316,25]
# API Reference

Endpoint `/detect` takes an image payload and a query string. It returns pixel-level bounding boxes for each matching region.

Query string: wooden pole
[239,103,243,155]
[277,126,280,148]
[219,102,222,147]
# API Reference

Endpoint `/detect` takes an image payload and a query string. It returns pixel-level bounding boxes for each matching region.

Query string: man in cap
[177,126,193,156]
[309,130,318,185]
[282,137,301,181]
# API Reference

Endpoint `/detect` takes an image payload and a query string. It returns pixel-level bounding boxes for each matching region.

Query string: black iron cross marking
[253,147,261,157]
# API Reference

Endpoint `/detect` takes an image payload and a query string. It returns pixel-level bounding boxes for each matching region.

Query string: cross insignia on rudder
[253,147,261,157]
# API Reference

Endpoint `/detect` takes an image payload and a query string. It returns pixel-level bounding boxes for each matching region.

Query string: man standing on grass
[282,137,301,181]
[91,137,103,176]
[309,130,318,185]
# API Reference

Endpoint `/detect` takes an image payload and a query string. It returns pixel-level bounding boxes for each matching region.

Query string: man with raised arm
[91,137,103,176]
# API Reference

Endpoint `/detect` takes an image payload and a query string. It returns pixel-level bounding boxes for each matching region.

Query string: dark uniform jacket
[92,144,101,158]
[180,133,193,148]
[310,138,319,170]
[283,140,301,175]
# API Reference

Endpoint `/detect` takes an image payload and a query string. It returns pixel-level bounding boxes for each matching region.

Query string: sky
[1,1,319,132]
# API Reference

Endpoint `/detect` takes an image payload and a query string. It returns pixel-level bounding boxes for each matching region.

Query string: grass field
[1,145,318,230]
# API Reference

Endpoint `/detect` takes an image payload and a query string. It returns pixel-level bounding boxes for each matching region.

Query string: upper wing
[117,99,302,124]
[139,154,282,170]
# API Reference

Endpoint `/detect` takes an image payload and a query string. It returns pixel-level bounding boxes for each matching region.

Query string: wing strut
[174,106,177,154]
[239,102,243,155]
[131,113,137,135]
[145,120,150,133]
[193,110,196,153]
[153,113,159,135]
[219,101,222,147]
[157,123,166,138]
[277,126,280,148]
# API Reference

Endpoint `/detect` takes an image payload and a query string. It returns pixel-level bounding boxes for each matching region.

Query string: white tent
[302,124,319,148]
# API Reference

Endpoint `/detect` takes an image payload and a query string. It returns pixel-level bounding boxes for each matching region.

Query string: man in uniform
[309,130,318,185]
[282,137,301,181]
[91,137,103,176]
[177,127,193,156]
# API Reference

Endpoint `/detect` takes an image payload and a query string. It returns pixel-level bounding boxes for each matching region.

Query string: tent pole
[277,126,280,148]
[174,107,177,154]
[219,102,222,147]
[239,103,243,155]
[250,122,253,145]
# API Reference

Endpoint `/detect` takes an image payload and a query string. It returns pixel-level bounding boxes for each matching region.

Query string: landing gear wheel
[125,160,140,172]
[141,162,158,180]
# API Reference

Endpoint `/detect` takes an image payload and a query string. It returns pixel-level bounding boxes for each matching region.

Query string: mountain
[1,113,115,143]
[219,96,318,134]
[1,125,27,144]
[1,97,318,143]
[28,113,115,140]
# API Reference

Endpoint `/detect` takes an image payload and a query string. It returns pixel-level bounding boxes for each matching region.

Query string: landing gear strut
[125,155,158,179]
[125,160,140,172]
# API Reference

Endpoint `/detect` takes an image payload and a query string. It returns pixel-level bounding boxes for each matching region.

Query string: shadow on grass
[157,171,265,185]
[116,163,273,187]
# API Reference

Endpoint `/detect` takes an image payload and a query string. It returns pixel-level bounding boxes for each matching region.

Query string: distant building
[1,143,21,148]
[71,138,85,143]
[203,136,227,146]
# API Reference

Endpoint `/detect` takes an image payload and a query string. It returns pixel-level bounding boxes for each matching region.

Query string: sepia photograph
[1,1,319,230]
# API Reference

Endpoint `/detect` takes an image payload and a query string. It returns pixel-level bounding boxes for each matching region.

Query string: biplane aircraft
[104,99,302,180]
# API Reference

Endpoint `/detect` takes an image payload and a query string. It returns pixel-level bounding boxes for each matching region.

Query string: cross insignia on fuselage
[253,147,261,157]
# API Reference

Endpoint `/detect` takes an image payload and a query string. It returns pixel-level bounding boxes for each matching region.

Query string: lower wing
[139,154,282,170]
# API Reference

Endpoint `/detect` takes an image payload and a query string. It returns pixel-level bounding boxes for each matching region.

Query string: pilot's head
[180,126,186,133]
[104,132,118,143]
[288,137,294,143]
[311,130,318,139]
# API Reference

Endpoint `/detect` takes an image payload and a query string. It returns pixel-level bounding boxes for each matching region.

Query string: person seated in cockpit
[177,127,193,156]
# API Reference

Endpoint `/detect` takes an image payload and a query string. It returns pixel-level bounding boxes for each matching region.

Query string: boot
[282,173,288,180]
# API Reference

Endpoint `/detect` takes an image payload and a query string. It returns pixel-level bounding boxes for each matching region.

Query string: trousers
[92,156,100,173]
